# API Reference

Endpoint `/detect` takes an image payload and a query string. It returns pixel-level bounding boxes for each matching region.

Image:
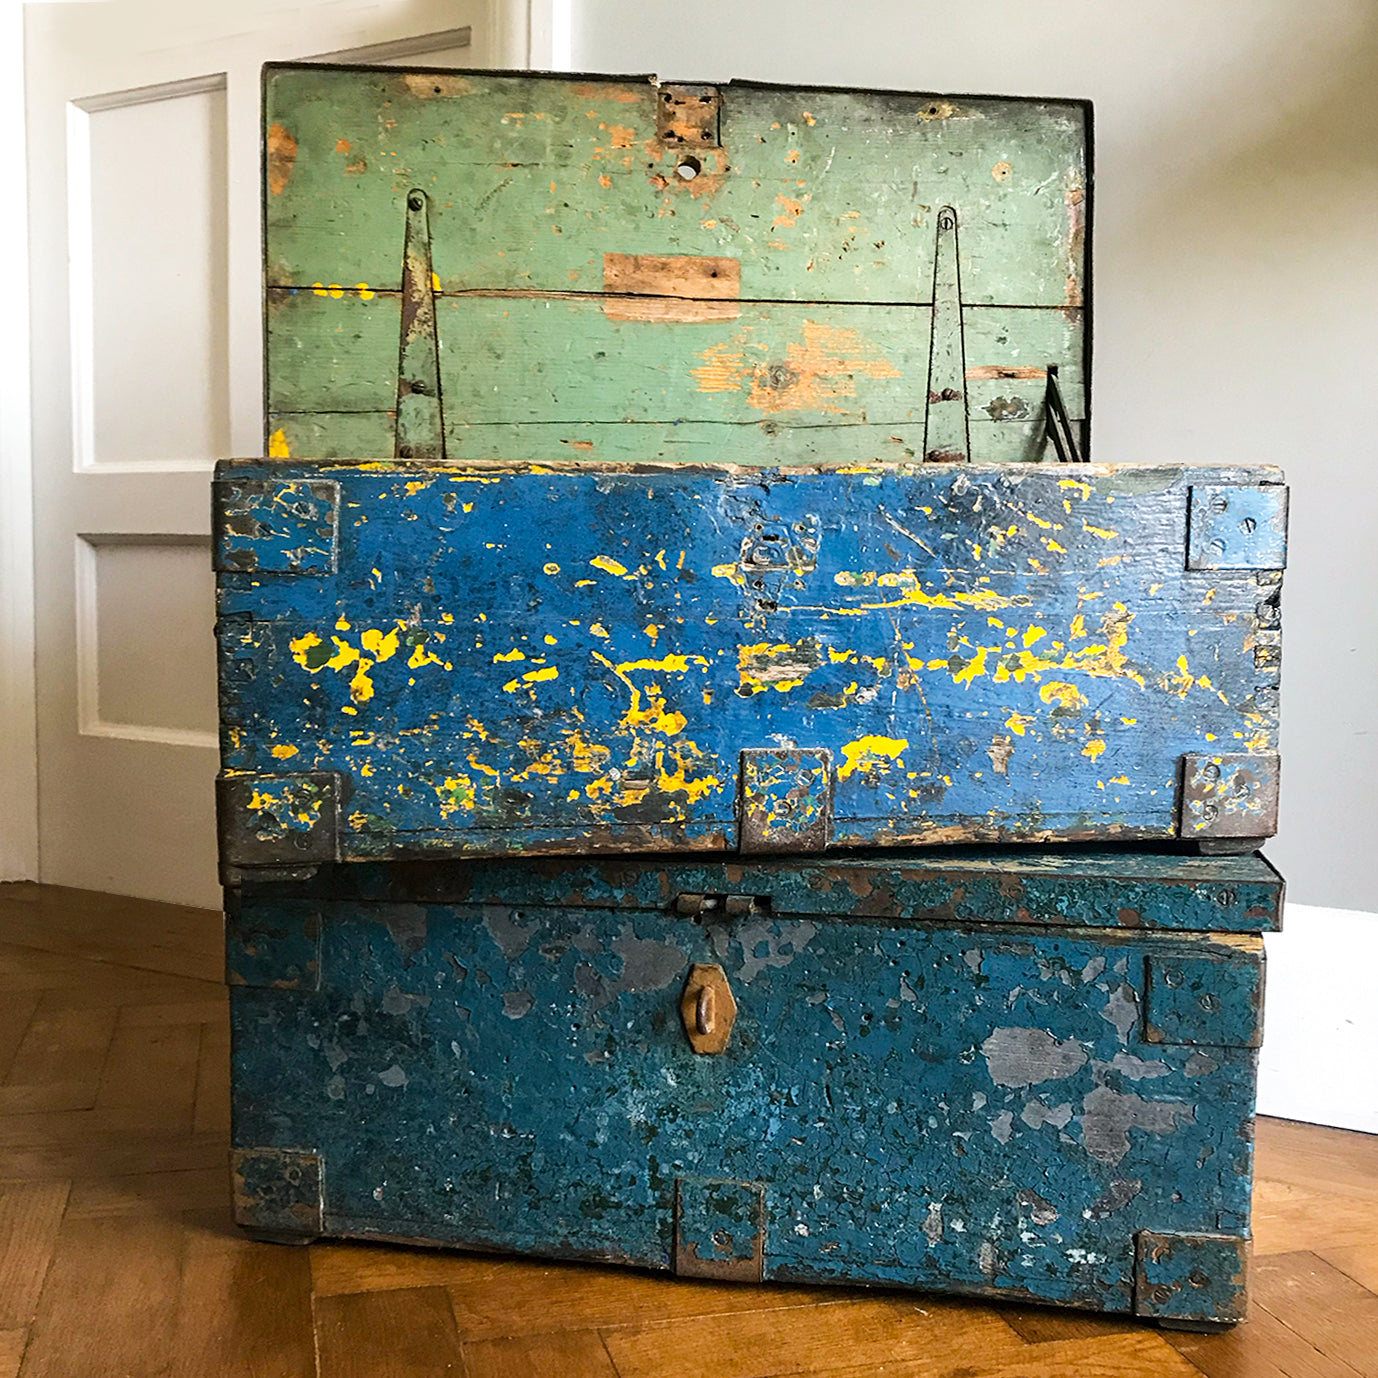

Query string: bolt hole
[676,156,702,181]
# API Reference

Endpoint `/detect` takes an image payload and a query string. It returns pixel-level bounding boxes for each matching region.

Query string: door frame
[0,0,38,882]
[0,0,571,885]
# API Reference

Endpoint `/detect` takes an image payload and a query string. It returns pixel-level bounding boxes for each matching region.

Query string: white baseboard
[1258,901,1378,1134]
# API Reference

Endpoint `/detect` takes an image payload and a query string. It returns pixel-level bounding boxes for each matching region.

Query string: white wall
[570,0,1378,920]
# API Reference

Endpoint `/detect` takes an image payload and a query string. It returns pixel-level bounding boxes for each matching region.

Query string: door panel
[26,0,513,906]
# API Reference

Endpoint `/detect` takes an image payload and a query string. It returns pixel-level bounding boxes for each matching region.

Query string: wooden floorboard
[0,878,1374,1378]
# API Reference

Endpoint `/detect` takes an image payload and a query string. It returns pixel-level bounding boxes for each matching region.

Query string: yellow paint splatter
[268,428,290,458]
[493,649,526,662]
[1040,681,1088,712]
[838,735,909,780]
[590,555,628,577]
[1082,738,1106,760]
[270,744,299,759]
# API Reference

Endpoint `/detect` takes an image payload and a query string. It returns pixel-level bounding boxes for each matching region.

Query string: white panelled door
[26,0,527,907]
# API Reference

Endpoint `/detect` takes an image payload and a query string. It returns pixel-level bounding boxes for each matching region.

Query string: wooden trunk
[215,458,1285,871]
[228,846,1276,1326]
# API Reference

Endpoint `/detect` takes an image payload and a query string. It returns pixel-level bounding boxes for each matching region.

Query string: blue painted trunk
[228,846,1273,1324]
[214,460,1285,872]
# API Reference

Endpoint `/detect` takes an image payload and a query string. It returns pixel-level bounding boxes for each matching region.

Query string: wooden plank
[266,290,1083,422]
[461,1330,619,1378]
[999,1303,1140,1345]
[193,1018,231,1135]
[0,1128,226,1181]
[93,1021,201,1131]
[1252,1252,1378,1376]
[444,1257,849,1340]
[267,412,1065,468]
[0,1083,95,1115]
[163,1210,315,1378]
[16,1214,185,1378]
[1252,1178,1378,1256]
[1162,1300,1365,1378]
[600,1296,1023,1378]
[264,69,1087,308]
[65,1167,227,1221]
[0,1330,24,1378]
[2,1003,115,1096]
[0,1182,69,1329]
[118,996,229,1027]
[1321,1242,1378,1295]
[313,1287,465,1378]
[1256,1117,1378,1201]
[0,993,39,1084]
[811,1328,1203,1378]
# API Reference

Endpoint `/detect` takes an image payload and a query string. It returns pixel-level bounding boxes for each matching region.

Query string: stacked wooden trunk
[215,66,1286,1328]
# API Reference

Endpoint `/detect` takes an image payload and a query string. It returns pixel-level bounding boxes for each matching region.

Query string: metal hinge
[923,206,969,463]
[395,188,445,460]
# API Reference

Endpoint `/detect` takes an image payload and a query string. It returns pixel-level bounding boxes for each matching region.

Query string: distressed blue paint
[229,851,1264,1320]
[225,897,321,990]
[258,848,1283,933]
[215,460,1286,865]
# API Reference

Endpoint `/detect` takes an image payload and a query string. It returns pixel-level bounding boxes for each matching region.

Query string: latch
[680,964,736,1054]
[673,893,767,918]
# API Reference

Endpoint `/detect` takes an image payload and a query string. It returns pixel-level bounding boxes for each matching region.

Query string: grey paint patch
[990,1110,1014,1144]
[1088,1178,1143,1219]
[325,1074,345,1100]
[978,1240,1001,1278]
[1185,1050,1220,1078]
[735,919,819,983]
[611,926,686,992]
[987,736,1014,774]
[1081,956,1106,984]
[484,906,537,961]
[380,904,427,955]
[964,948,984,974]
[502,990,535,1019]
[923,1202,944,1246]
[1079,1085,1195,1165]
[381,983,431,1015]
[1021,1099,1074,1131]
[1100,983,1139,1041]
[982,1026,1089,1088]
[1099,1052,1170,1081]
[378,1063,408,1088]
[1018,1188,1059,1225]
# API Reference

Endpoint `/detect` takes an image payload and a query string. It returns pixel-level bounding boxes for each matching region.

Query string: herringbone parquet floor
[0,879,1375,1377]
